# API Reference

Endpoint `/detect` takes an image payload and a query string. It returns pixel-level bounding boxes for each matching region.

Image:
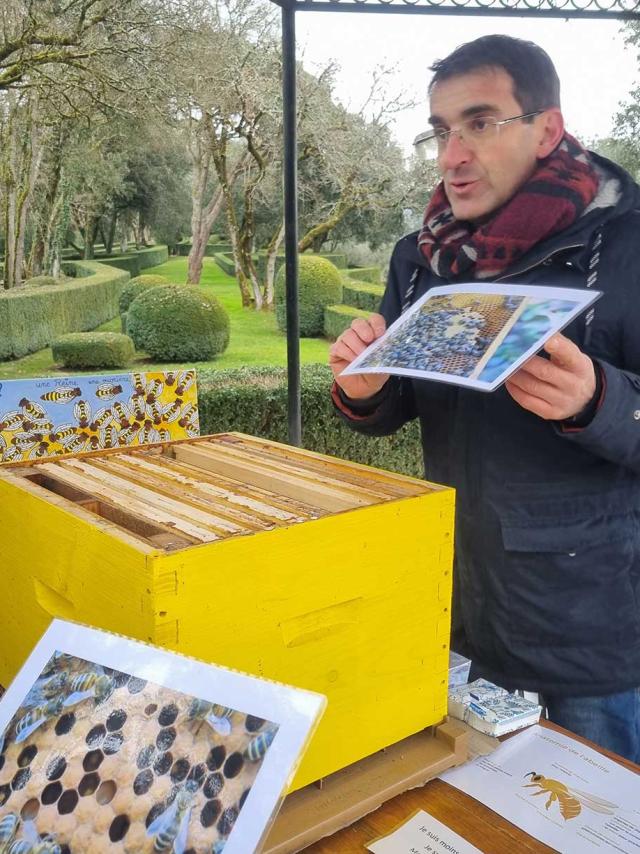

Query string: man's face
[429,67,547,222]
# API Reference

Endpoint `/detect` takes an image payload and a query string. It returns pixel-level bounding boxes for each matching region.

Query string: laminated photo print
[0,620,326,854]
[342,283,601,392]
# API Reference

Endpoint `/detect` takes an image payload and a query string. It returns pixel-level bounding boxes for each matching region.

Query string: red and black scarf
[417,133,599,280]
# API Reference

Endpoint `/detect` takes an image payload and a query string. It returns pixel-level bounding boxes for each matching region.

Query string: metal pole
[282,0,301,446]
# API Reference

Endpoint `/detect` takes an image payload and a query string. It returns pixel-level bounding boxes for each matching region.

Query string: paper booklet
[448,679,542,737]
[0,619,326,854]
[341,283,601,392]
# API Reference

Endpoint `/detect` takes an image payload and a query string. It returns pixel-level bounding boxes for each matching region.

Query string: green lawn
[0,258,330,379]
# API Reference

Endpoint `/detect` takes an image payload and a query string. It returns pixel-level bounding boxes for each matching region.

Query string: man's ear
[537,108,564,159]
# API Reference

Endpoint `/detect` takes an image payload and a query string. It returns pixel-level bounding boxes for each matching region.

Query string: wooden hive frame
[0,433,455,791]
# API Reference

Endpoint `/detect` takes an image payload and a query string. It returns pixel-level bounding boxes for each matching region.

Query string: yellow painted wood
[0,435,455,793]
[0,474,157,684]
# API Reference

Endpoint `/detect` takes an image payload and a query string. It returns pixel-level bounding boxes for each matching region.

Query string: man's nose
[439,130,473,171]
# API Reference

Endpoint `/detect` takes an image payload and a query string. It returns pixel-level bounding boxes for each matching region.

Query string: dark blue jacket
[339,152,640,696]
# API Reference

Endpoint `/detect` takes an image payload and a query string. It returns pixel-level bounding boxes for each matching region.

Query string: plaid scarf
[417,134,599,280]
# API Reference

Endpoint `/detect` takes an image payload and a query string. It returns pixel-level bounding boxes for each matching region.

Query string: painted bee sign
[0,371,199,464]
[0,620,325,854]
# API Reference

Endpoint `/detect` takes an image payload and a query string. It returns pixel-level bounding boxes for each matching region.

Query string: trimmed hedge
[127,285,230,361]
[213,253,235,277]
[52,332,135,369]
[213,251,351,285]
[0,261,128,360]
[66,245,169,277]
[175,242,233,257]
[255,251,348,284]
[342,280,385,313]
[119,275,169,313]
[275,256,343,337]
[197,364,423,478]
[345,266,381,284]
[324,304,372,340]
[24,275,68,288]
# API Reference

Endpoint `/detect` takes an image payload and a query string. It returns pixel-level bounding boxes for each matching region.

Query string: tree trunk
[298,180,357,254]
[104,211,117,255]
[262,220,285,307]
[2,94,43,287]
[187,186,224,284]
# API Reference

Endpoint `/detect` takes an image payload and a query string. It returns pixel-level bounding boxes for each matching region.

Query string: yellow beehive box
[0,433,455,791]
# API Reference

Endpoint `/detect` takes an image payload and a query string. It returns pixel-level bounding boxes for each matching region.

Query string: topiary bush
[0,261,127,360]
[119,274,169,313]
[52,332,135,369]
[127,285,230,361]
[275,256,343,337]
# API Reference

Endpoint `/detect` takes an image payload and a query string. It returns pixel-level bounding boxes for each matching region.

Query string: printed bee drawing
[523,771,618,821]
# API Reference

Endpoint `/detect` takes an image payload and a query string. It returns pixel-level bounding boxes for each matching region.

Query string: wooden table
[303,720,640,853]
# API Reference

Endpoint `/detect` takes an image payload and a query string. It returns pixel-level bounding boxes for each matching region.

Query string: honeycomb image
[0,652,278,852]
[358,293,525,377]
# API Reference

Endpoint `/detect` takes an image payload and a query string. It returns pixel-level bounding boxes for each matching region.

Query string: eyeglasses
[413,111,543,159]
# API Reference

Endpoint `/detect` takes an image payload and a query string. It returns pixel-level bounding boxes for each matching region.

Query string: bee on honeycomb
[0,653,279,852]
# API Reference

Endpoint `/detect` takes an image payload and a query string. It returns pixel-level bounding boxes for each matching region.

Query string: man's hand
[505,333,597,421]
[329,313,390,401]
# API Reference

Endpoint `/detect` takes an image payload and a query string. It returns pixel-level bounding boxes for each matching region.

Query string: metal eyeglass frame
[413,110,544,153]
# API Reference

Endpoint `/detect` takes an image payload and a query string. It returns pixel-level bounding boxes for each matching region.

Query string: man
[330,35,640,762]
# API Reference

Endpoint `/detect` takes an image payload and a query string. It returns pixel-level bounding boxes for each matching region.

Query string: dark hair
[428,35,561,115]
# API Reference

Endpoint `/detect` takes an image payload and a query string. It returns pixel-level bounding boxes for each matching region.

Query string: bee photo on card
[0,621,325,854]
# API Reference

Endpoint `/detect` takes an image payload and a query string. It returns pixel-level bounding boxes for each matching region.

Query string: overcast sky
[296,13,639,154]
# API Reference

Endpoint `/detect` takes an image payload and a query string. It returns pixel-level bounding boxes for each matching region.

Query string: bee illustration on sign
[40,387,82,404]
[523,771,618,820]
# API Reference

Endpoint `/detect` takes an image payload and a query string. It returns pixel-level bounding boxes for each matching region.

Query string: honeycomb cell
[106,709,127,732]
[78,773,100,796]
[144,704,158,717]
[111,670,130,689]
[133,769,154,796]
[170,758,190,783]
[127,677,147,694]
[83,750,104,772]
[158,704,179,726]
[95,779,117,805]
[55,713,76,736]
[137,744,156,769]
[217,805,238,836]
[203,773,224,800]
[58,789,79,814]
[206,745,226,771]
[11,767,31,790]
[245,715,265,733]
[46,755,67,780]
[153,751,173,776]
[156,727,176,751]
[187,763,206,789]
[0,756,4,773]
[223,752,244,779]
[103,731,124,755]
[200,798,222,828]
[20,797,40,820]
[239,787,251,809]
[0,784,11,806]
[17,745,38,767]
[41,782,63,805]
[85,724,106,747]
[145,802,165,829]
[109,814,130,842]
